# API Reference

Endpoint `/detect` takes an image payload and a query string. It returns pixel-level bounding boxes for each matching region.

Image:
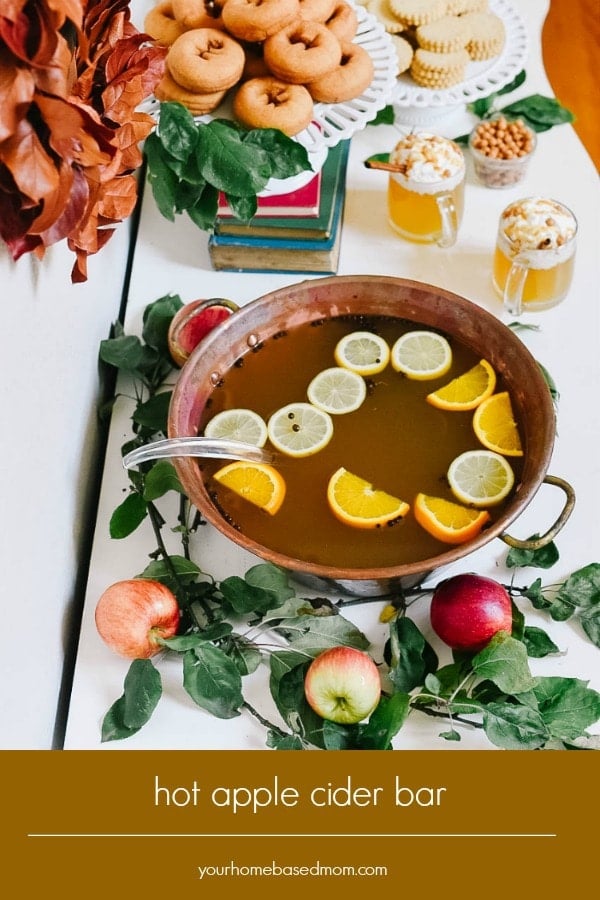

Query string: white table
[63,0,600,750]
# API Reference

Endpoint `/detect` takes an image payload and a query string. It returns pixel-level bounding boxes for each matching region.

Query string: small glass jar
[469,116,537,189]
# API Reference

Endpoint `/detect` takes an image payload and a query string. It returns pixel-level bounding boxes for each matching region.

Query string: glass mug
[387,132,465,248]
[493,197,577,315]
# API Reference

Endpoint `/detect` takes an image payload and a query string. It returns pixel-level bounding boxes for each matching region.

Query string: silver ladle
[122,437,275,469]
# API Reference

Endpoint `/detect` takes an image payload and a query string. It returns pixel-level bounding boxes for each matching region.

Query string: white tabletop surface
[63,0,600,750]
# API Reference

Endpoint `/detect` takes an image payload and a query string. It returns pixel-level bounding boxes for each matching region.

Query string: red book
[217,170,321,218]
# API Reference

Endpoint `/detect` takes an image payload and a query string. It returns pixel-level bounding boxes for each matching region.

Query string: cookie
[410,47,470,88]
[445,0,488,15]
[389,0,447,27]
[462,11,505,60]
[390,33,414,73]
[416,15,470,52]
[366,0,406,34]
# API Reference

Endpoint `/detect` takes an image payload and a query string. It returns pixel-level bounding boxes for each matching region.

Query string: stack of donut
[145,0,375,135]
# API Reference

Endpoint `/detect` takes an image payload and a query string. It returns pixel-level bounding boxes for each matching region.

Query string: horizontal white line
[28,833,557,838]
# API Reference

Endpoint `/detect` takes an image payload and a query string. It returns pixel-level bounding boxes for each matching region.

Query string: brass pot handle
[500,475,576,550]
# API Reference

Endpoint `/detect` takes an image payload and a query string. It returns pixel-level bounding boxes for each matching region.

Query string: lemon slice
[414,493,491,545]
[327,467,410,529]
[447,450,515,507]
[267,402,334,457]
[203,408,268,447]
[426,359,496,411]
[213,461,286,515]
[391,330,453,380]
[307,367,367,415]
[473,391,523,457]
[334,331,390,376]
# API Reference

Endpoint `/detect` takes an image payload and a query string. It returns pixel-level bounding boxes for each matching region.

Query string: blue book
[208,141,349,274]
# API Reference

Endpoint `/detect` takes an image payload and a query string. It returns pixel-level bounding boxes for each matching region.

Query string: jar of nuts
[468,115,536,188]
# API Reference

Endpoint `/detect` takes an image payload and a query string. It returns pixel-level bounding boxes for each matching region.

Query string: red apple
[167,298,236,367]
[430,573,512,652]
[95,579,180,659]
[304,646,381,724]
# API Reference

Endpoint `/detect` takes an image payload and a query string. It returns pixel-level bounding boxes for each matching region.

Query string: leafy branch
[144,102,313,232]
[96,295,600,749]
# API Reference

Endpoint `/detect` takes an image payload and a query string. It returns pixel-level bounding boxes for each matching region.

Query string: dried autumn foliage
[0,0,166,282]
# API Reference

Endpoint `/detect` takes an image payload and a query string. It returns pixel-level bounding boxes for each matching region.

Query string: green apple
[304,646,381,724]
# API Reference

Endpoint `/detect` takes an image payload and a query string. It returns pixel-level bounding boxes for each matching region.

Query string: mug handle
[435,192,459,248]
[499,475,576,550]
[503,258,529,317]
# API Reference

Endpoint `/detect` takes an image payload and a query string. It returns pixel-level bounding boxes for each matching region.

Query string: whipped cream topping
[500,197,577,253]
[389,132,465,192]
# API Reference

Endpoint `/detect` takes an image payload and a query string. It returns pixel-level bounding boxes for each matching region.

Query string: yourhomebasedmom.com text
[197,861,388,879]
[154,774,447,813]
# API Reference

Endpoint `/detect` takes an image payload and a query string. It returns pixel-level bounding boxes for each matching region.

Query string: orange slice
[472,391,523,457]
[327,467,410,529]
[414,492,491,545]
[426,359,496,411]
[212,461,286,515]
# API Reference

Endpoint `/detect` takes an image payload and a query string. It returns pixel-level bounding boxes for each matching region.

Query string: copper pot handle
[499,475,576,550]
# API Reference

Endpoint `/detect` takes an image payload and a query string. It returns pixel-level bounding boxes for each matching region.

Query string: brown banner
[4,750,597,895]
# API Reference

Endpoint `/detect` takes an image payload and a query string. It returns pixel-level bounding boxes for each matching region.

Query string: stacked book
[208,140,350,275]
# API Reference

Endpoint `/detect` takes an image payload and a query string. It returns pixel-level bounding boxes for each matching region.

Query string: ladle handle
[499,475,576,550]
[122,437,274,469]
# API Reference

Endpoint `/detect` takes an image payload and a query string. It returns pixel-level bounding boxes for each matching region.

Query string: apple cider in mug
[493,197,577,315]
[387,132,465,247]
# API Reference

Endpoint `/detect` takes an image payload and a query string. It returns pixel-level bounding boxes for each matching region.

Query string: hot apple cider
[198,316,523,569]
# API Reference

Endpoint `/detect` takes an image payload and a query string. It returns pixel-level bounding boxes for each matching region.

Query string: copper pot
[168,275,574,596]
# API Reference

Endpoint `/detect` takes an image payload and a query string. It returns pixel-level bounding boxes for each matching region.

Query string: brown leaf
[35,93,116,168]
[0,50,35,142]
[1,117,59,202]
[37,165,90,246]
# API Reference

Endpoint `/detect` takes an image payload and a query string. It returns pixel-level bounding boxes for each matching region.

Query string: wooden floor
[541,0,600,168]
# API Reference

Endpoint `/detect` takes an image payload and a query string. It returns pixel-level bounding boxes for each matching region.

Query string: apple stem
[242,701,296,741]
[418,706,484,730]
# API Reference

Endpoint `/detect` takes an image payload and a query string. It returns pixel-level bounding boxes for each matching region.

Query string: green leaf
[197,120,271,195]
[99,334,145,372]
[357,693,410,749]
[511,599,525,641]
[472,632,536,694]
[579,607,600,648]
[132,391,172,432]
[223,193,257,222]
[276,613,370,654]
[536,361,560,406]
[266,731,304,750]
[142,293,183,356]
[482,702,549,749]
[183,644,243,719]
[227,639,262,676]
[242,128,311,178]
[388,616,438,692]
[557,563,600,608]
[245,563,295,600]
[271,660,325,748]
[220,575,285,617]
[522,626,561,658]
[157,101,199,160]
[140,555,201,584]
[144,133,179,221]
[364,152,390,167]
[101,659,162,742]
[497,69,527,95]
[369,104,395,125]
[470,94,496,119]
[143,461,184,501]
[505,538,559,569]
[187,184,219,230]
[439,729,461,742]
[499,94,575,128]
[533,677,600,742]
[109,492,147,539]
[522,577,550,609]
[322,720,361,750]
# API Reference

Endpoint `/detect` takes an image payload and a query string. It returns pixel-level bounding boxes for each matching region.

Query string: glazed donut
[172,0,225,30]
[306,40,373,102]
[222,0,300,43]
[297,0,337,22]
[144,1,187,46]
[155,70,227,114]
[323,2,358,43]
[233,76,314,136]
[167,28,245,91]
[263,20,342,84]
